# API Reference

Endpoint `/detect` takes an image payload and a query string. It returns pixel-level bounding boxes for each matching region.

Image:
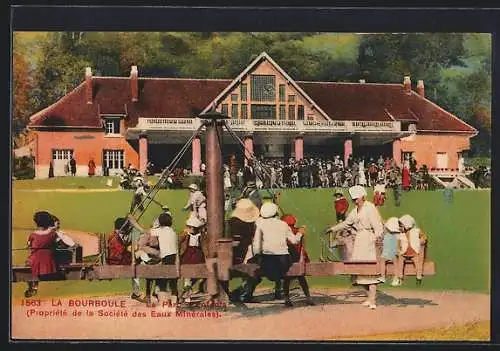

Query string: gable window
[231,94,238,102]
[241,104,248,119]
[104,118,120,134]
[279,105,286,120]
[288,105,296,120]
[240,84,247,102]
[288,95,296,103]
[279,84,286,102]
[297,105,305,120]
[251,75,276,101]
[221,104,229,116]
[231,104,239,119]
[251,105,276,120]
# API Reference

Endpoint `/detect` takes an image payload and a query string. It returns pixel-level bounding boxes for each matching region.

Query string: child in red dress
[280,214,315,306]
[25,211,59,297]
[334,189,349,223]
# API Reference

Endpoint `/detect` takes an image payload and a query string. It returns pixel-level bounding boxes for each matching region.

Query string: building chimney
[85,67,92,104]
[417,79,425,97]
[130,66,138,102]
[403,75,412,94]
[359,79,366,84]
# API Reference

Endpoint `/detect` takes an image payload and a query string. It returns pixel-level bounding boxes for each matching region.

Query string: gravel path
[11,288,489,340]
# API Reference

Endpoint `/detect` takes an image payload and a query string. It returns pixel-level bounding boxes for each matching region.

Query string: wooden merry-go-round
[12,110,436,304]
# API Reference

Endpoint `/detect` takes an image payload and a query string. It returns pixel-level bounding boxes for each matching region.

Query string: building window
[231,104,239,119]
[297,105,305,120]
[103,149,124,170]
[251,75,276,101]
[221,104,229,116]
[240,84,247,101]
[436,152,448,169]
[279,84,286,102]
[251,105,276,119]
[279,105,286,120]
[288,95,296,103]
[104,118,120,134]
[241,104,248,119]
[52,149,73,161]
[288,105,296,120]
[231,94,238,102]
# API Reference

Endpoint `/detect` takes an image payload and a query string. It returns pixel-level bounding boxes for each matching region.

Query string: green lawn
[11,181,490,298]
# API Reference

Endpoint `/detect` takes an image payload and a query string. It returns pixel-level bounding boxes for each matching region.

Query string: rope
[122,121,208,232]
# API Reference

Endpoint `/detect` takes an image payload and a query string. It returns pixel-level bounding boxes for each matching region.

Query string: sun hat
[348,185,367,200]
[231,199,260,223]
[399,214,416,230]
[260,202,278,219]
[188,183,199,191]
[385,217,400,233]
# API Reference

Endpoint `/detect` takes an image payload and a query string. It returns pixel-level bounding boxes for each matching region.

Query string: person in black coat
[243,160,256,185]
[69,157,77,176]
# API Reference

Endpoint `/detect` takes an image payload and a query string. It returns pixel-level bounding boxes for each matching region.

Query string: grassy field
[11,178,490,298]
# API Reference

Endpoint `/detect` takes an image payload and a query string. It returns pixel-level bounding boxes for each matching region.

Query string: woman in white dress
[327,185,384,309]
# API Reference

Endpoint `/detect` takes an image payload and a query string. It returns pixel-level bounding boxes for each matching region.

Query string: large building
[28,52,477,178]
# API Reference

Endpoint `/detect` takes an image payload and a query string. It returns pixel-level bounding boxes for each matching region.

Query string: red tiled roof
[298,81,476,132]
[29,76,476,133]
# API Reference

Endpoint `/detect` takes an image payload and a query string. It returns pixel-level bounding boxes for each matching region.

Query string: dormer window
[104,117,121,135]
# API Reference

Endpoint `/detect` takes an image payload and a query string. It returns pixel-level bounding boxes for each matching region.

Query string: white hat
[188,183,198,191]
[260,202,278,219]
[399,215,416,230]
[385,217,400,232]
[348,185,367,200]
[186,215,204,228]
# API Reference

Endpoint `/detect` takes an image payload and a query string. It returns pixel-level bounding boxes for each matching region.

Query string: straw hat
[231,199,260,223]
[260,202,278,219]
[385,217,400,232]
[188,183,199,191]
[348,185,367,200]
[399,214,416,230]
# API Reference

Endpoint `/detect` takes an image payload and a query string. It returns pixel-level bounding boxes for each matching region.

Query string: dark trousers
[156,254,178,296]
[276,276,311,299]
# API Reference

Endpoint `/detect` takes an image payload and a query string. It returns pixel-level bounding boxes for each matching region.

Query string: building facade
[28,52,477,178]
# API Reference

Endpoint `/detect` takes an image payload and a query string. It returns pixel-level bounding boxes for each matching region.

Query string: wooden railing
[135,118,401,133]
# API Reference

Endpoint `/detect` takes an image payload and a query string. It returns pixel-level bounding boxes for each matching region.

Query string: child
[25,211,59,297]
[377,217,404,285]
[333,189,349,223]
[179,216,207,303]
[280,214,315,306]
[396,215,429,286]
[373,180,386,207]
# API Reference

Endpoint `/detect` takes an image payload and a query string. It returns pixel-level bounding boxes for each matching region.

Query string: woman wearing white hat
[252,202,303,307]
[327,185,384,309]
[396,215,428,287]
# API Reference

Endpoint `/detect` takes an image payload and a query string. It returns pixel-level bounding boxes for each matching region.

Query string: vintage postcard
[10,8,492,342]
